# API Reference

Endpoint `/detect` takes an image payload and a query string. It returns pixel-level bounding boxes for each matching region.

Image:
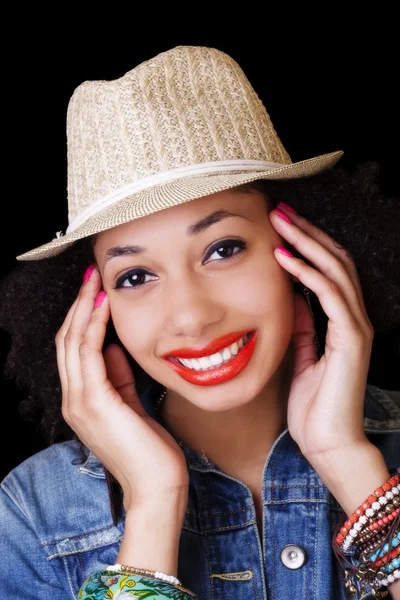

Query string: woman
[1,45,399,599]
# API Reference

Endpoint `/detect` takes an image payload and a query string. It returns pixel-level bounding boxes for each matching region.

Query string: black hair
[0,160,399,524]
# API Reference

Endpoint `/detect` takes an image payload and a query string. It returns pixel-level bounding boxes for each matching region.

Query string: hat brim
[17,150,343,261]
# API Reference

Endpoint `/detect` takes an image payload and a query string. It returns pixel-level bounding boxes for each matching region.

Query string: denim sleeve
[0,482,69,598]
[78,570,197,598]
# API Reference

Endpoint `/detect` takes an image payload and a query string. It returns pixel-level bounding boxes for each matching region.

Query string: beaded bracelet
[357,526,399,563]
[367,531,400,564]
[335,476,400,551]
[106,563,182,586]
[333,469,400,598]
[372,568,400,590]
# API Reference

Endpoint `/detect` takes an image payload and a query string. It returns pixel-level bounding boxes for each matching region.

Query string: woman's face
[93,188,295,411]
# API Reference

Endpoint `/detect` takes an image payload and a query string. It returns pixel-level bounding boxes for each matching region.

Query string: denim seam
[313,498,316,600]
[78,552,84,574]
[202,473,218,600]
[366,385,400,418]
[246,529,258,600]
[195,506,248,519]
[46,539,121,560]
[265,498,339,504]
[77,467,105,478]
[270,434,286,600]
[0,480,30,522]
[306,487,309,600]
[364,418,400,432]
[183,520,256,534]
[41,523,118,547]
[61,554,76,599]
[244,493,259,600]
[203,521,214,600]
[263,484,327,488]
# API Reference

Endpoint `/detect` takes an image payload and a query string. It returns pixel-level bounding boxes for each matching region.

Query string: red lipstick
[162,330,258,386]
[162,330,249,359]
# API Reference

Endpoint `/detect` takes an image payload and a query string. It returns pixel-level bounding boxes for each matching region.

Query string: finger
[58,267,99,420]
[64,267,103,398]
[55,293,81,400]
[270,209,372,334]
[273,206,370,322]
[77,290,114,406]
[103,344,148,418]
[273,249,369,350]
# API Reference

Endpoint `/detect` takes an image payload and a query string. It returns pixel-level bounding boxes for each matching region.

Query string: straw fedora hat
[17,45,343,261]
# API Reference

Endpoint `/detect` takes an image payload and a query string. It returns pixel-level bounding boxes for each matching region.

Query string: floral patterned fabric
[78,571,197,599]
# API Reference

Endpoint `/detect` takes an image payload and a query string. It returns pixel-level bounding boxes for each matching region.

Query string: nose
[163,272,224,339]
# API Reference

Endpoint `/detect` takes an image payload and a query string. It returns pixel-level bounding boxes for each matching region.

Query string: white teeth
[192,358,203,371]
[210,352,223,366]
[175,334,251,371]
[222,346,231,361]
[230,341,239,355]
[199,356,212,369]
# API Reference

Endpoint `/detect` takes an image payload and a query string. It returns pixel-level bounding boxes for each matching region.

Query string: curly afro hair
[1,160,399,524]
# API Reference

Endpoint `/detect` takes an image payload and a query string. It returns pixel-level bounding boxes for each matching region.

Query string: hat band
[66,159,285,234]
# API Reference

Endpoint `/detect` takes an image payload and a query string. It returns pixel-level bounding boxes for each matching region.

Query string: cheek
[221,254,294,323]
[109,297,157,358]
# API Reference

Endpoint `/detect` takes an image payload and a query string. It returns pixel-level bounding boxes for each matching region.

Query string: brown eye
[203,239,246,264]
[114,269,157,290]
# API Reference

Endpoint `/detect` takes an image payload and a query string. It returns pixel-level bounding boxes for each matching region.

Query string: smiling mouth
[167,331,255,371]
[163,330,258,387]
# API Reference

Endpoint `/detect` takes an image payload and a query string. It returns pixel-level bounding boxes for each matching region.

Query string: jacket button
[279,544,307,569]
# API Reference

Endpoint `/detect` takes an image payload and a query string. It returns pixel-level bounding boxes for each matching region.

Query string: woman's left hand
[269,203,374,463]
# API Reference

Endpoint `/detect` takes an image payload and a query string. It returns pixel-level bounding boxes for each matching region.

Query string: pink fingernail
[276,246,294,257]
[273,208,294,224]
[95,290,107,308]
[83,264,95,283]
[277,202,298,214]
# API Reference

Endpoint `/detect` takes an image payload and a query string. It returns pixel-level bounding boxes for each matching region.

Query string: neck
[160,344,293,478]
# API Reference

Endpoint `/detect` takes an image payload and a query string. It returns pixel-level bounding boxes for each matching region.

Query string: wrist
[116,494,188,576]
[306,441,390,516]
[123,484,189,514]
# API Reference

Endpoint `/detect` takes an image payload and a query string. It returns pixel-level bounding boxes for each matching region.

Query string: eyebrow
[103,209,252,268]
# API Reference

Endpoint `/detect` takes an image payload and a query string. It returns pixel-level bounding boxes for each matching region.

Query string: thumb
[103,344,147,417]
[291,292,319,378]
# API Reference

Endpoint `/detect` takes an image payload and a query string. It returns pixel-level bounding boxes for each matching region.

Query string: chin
[174,369,268,413]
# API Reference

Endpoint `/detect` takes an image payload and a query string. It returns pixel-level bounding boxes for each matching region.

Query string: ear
[291,275,300,283]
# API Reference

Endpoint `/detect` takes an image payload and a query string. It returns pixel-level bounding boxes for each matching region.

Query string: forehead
[95,188,267,247]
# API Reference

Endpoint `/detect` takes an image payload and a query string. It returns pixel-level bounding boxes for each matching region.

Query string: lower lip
[163,331,258,386]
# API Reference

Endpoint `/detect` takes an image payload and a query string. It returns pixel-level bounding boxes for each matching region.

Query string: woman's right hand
[55,264,189,512]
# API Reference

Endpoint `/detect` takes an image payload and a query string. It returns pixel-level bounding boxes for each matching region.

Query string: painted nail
[276,246,294,257]
[273,208,294,224]
[83,264,95,283]
[277,202,298,214]
[95,290,107,308]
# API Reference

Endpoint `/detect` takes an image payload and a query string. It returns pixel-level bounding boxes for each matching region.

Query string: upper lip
[162,330,251,359]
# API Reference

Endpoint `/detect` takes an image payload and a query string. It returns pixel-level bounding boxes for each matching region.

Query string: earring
[155,386,167,412]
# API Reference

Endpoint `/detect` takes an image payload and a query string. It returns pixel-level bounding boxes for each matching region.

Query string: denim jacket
[1,383,399,600]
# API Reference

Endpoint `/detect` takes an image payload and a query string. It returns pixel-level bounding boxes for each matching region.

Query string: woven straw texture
[17,46,343,260]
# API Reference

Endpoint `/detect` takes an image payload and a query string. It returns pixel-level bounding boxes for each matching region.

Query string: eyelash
[114,239,247,290]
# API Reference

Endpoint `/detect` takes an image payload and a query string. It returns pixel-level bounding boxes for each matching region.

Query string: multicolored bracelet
[333,468,400,598]
[335,474,400,551]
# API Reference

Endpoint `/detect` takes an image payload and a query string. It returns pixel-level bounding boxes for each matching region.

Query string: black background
[1,19,399,481]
